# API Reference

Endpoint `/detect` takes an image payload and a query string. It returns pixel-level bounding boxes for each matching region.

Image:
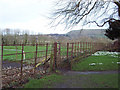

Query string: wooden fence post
[21,44,24,79]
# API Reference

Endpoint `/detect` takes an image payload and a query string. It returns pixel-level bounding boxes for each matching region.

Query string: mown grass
[72,55,119,71]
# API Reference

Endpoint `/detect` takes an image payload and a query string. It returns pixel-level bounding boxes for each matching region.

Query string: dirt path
[52,70,119,88]
[63,70,119,75]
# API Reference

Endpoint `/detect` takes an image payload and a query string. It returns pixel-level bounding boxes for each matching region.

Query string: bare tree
[51,0,120,29]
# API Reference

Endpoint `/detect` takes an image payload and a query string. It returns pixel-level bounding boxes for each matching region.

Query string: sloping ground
[24,51,119,88]
[2,60,47,88]
[53,71,118,88]
[24,71,118,88]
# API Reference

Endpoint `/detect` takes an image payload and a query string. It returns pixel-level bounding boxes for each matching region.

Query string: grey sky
[0,0,111,34]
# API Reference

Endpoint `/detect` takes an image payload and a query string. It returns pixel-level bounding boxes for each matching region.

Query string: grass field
[72,51,119,71]
[2,44,92,64]
[24,73,118,88]
[24,74,63,88]
[3,45,52,62]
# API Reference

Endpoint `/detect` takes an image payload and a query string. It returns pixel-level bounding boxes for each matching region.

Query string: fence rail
[1,41,113,88]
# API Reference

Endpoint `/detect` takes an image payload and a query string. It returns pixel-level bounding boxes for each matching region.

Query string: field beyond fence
[1,42,114,88]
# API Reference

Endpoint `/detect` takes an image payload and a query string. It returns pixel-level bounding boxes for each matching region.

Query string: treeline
[1,28,112,45]
[1,28,54,45]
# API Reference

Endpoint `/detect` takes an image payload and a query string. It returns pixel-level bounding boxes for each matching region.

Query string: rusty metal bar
[83,42,85,57]
[34,43,38,71]
[71,43,74,59]
[58,43,61,65]
[44,43,48,73]
[90,42,92,53]
[92,42,94,53]
[16,45,17,60]
[53,42,57,71]
[67,43,69,59]
[21,44,24,79]
[88,42,90,54]
[1,43,3,71]
[85,42,87,55]
[46,43,48,61]
[77,42,79,56]
[70,43,74,70]
[75,42,76,56]
[80,42,82,54]
[58,43,61,56]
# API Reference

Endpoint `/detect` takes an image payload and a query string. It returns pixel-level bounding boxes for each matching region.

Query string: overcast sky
[0,0,109,34]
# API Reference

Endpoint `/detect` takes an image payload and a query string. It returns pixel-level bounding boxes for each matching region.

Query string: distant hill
[66,29,107,39]
[47,34,68,37]
[46,29,107,40]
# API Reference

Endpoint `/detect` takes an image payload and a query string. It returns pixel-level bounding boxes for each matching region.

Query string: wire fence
[1,42,113,88]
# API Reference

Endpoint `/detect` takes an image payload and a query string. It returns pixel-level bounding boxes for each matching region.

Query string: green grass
[23,73,118,88]
[3,45,53,63]
[88,74,118,88]
[72,55,119,71]
[24,74,63,88]
[3,45,90,64]
[72,73,118,88]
